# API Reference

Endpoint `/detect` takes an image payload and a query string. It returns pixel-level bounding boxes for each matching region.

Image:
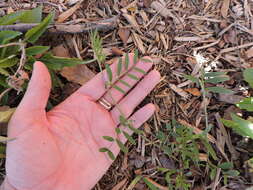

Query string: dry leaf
[132,32,146,54]
[221,0,230,18]
[52,44,70,57]
[60,64,95,85]
[185,88,201,96]
[0,106,15,123]
[111,47,124,56]
[118,28,130,45]
[57,3,81,23]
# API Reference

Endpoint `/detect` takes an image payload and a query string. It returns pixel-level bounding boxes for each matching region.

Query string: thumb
[18,61,51,112]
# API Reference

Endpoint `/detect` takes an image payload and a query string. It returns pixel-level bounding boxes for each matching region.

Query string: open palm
[3,54,160,190]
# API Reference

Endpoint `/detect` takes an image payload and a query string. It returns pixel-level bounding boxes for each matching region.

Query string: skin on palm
[3,54,160,190]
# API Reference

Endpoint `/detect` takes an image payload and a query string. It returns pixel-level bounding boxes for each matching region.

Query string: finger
[111,103,155,155]
[18,61,51,112]
[110,70,160,125]
[76,53,136,101]
[102,58,153,105]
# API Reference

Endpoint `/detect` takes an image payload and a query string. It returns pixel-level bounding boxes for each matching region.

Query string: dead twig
[0,16,119,34]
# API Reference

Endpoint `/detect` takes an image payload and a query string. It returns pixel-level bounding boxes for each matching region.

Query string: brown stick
[0,16,119,34]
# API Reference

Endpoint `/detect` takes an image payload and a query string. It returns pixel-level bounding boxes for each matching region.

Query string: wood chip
[112,178,128,190]
[246,47,253,58]
[132,32,146,54]
[169,83,189,99]
[185,88,201,96]
[221,0,230,18]
[57,2,81,23]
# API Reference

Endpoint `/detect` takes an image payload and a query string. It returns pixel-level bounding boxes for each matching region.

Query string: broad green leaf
[143,178,159,190]
[222,114,253,139]
[206,87,233,94]
[218,162,233,170]
[0,57,18,68]
[134,49,138,64]
[0,68,9,76]
[116,139,128,154]
[0,31,22,44]
[204,72,227,77]
[243,68,253,88]
[223,170,240,176]
[123,131,136,145]
[113,85,125,94]
[102,136,114,142]
[0,11,25,25]
[127,73,139,81]
[119,79,131,88]
[0,75,8,87]
[133,67,146,74]
[105,64,113,82]
[183,74,199,84]
[20,6,42,23]
[205,75,230,84]
[0,31,22,58]
[25,12,54,44]
[39,53,84,70]
[0,107,15,123]
[125,53,129,70]
[236,97,253,112]
[26,46,50,56]
[117,57,122,76]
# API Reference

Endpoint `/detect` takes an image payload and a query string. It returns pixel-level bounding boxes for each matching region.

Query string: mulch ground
[1,0,253,189]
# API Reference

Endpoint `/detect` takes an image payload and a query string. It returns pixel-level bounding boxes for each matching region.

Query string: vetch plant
[90,30,148,160]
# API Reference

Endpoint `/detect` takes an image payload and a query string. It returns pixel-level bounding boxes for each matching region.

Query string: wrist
[0,178,16,190]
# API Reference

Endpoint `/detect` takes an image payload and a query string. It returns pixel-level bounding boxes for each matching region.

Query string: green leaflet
[25,12,54,44]
[236,97,253,112]
[20,6,42,23]
[119,79,131,88]
[127,73,139,81]
[105,64,113,82]
[125,53,129,70]
[117,57,122,76]
[183,74,199,84]
[113,85,125,94]
[26,46,50,56]
[0,68,9,76]
[123,131,136,145]
[206,87,233,94]
[99,147,115,160]
[204,71,227,77]
[205,75,230,84]
[133,67,146,74]
[0,11,25,25]
[218,162,233,170]
[116,138,128,154]
[134,49,139,64]
[243,68,253,88]
[102,136,114,142]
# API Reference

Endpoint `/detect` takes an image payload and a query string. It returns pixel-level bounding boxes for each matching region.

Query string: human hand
[2,54,160,190]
